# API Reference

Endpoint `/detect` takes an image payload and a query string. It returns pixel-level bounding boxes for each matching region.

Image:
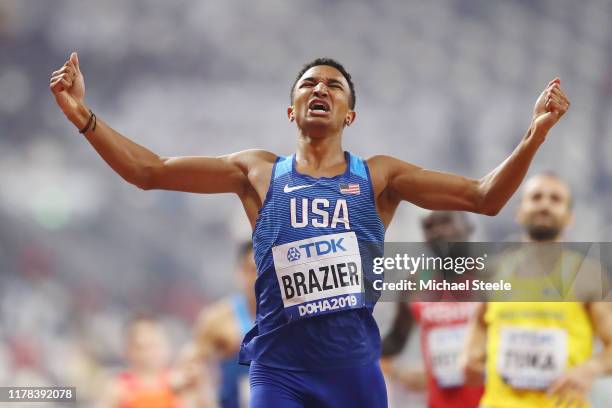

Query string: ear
[344,111,356,127]
[287,106,295,122]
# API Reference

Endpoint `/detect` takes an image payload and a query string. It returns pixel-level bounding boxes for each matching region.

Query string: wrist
[527,120,548,145]
[581,358,605,378]
[67,101,91,130]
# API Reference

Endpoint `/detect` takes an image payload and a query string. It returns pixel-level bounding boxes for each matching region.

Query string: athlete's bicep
[147,149,275,196]
[371,155,482,212]
[146,153,247,194]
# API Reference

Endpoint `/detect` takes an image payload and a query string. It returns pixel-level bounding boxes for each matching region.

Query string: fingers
[551,86,569,105]
[49,69,73,93]
[49,70,73,86]
[49,75,71,93]
[546,95,564,113]
[546,97,569,116]
[553,391,586,408]
[64,58,78,76]
[51,65,77,80]
[49,53,80,94]
[548,375,567,397]
[69,51,81,73]
[547,77,561,87]
[544,83,570,116]
[59,52,80,79]
[549,377,587,408]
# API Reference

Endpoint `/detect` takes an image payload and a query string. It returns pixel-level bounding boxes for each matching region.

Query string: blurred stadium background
[1,0,611,406]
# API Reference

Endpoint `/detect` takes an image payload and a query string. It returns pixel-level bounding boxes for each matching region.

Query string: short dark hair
[290,58,356,109]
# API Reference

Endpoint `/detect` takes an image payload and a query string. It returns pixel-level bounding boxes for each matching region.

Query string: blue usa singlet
[239,151,385,370]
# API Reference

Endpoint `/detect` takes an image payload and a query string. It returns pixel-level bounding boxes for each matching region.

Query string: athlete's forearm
[67,101,162,189]
[477,122,547,215]
[582,351,612,377]
[462,326,486,376]
[584,302,612,376]
[461,304,487,384]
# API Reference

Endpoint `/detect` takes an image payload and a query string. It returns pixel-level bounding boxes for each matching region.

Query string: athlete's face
[421,212,472,243]
[422,211,473,258]
[517,175,572,241]
[288,65,355,134]
[126,321,170,372]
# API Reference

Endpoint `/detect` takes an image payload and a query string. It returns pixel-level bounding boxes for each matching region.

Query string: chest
[274,178,365,230]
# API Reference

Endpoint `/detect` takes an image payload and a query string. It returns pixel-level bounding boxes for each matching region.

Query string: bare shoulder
[365,154,393,172]
[364,155,390,183]
[228,149,277,170]
[365,155,421,196]
[366,154,420,173]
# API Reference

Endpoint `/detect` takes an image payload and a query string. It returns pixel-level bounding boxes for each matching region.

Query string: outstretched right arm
[50,52,273,197]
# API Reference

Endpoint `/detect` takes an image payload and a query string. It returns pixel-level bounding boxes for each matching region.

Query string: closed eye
[328,80,344,89]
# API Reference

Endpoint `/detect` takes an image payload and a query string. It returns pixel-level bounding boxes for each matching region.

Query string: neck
[295,130,345,169]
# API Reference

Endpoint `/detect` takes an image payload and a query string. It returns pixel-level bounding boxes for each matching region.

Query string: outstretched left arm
[370,78,569,217]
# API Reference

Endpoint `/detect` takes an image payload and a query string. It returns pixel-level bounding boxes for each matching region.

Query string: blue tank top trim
[274,155,292,179]
[348,153,368,179]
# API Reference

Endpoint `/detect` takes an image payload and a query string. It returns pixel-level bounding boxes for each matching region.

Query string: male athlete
[381,211,483,408]
[98,316,183,408]
[175,241,256,408]
[51,52,569,407]
[462,174,612,408]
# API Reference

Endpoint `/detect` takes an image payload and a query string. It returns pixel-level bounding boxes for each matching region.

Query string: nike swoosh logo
[283,184,314,193]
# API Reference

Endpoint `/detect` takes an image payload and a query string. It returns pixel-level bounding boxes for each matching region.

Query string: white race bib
[427,325,468,388]
[497,327,567,390]
[272,232,364,321]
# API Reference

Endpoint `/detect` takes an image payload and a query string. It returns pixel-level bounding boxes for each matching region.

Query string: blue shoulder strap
[348,152,368,180]
[274,155,293,180]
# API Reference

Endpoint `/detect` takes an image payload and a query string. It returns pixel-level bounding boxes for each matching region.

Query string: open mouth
[308,99,330,114]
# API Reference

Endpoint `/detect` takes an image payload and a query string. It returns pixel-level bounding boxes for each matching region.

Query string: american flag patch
[339,183,360,195]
